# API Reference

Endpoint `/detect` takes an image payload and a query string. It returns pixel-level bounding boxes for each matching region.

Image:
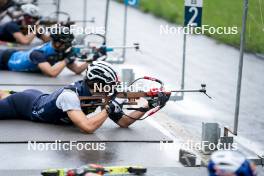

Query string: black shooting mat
[0,119,171,143]
[0,70,83,86]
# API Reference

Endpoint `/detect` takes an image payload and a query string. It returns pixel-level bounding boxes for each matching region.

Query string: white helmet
[86,61,119,85]
[208,151,256,176]
[21,3,40,17]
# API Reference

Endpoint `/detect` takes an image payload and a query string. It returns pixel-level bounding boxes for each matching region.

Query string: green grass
[137,0,264,53]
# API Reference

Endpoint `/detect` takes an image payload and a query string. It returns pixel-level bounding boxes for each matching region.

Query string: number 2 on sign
[188,7,198,26]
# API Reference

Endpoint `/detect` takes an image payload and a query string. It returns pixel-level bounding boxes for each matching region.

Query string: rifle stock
[78,84,210,108]
[79,91,171,108]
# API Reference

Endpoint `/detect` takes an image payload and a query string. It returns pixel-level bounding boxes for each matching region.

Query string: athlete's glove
[93,46,107,60]
[106,98,127,123]
[64,47,76,65]
[98,46,107,55]
[148,92,170,109]
[105,98,126,114]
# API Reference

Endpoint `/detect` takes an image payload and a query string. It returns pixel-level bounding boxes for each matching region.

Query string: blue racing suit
[0,42,62,72]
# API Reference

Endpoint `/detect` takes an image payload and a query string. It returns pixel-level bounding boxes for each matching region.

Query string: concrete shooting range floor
[0,70,83,92]
[0,119,171,143]
[0,143,181,169]
[0,70,82,86]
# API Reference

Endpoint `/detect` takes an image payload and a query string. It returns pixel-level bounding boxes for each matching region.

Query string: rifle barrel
[108,45,139,49]
[170,89,204,93]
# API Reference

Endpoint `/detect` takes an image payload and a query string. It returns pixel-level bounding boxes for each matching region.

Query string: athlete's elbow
[47,73,57,78]
[74,70,83,75]
[118,123,129,128]
[82,122,99,134]
[117,120,130,128]
[82,126,96,134]
[69,66,83,75]
[45,71,58,77]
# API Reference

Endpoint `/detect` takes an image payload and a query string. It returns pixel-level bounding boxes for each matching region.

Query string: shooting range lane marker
[184,0,203,27]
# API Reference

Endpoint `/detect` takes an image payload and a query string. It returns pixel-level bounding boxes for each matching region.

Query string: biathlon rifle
[38,17,96,27]
[72,43,140,62]
[79,76,211,120]
[41,164,147,176]
[48,43,139,65]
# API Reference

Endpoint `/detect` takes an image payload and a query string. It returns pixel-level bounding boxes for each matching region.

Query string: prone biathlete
[0,3,50,44]
[0,61,170,133]
[0,27,89,77]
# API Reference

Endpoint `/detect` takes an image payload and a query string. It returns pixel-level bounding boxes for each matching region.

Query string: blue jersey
[8,42,59,72]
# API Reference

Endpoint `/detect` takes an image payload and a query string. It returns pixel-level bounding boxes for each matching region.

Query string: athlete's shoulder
[56,89,81,112]
[5,21,20,31]
[4,21,18,26]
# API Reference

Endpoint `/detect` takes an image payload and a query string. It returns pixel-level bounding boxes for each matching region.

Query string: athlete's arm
[117,93,170,127]
[38,61,67,77]
[110,98,148,128]
[57,90,108,133]
[13,32,36,45]
[5,22,35,45]
[67,62,89,75]
[67,110,108,133]
[117,111,146,128]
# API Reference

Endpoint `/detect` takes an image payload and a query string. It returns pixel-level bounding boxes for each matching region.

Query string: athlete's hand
[98,46,107,55]
[148,92,170,109]
[93,46,107,60]
[64,47,76,65]
[106,98,126,114]
[64,56,75,65]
